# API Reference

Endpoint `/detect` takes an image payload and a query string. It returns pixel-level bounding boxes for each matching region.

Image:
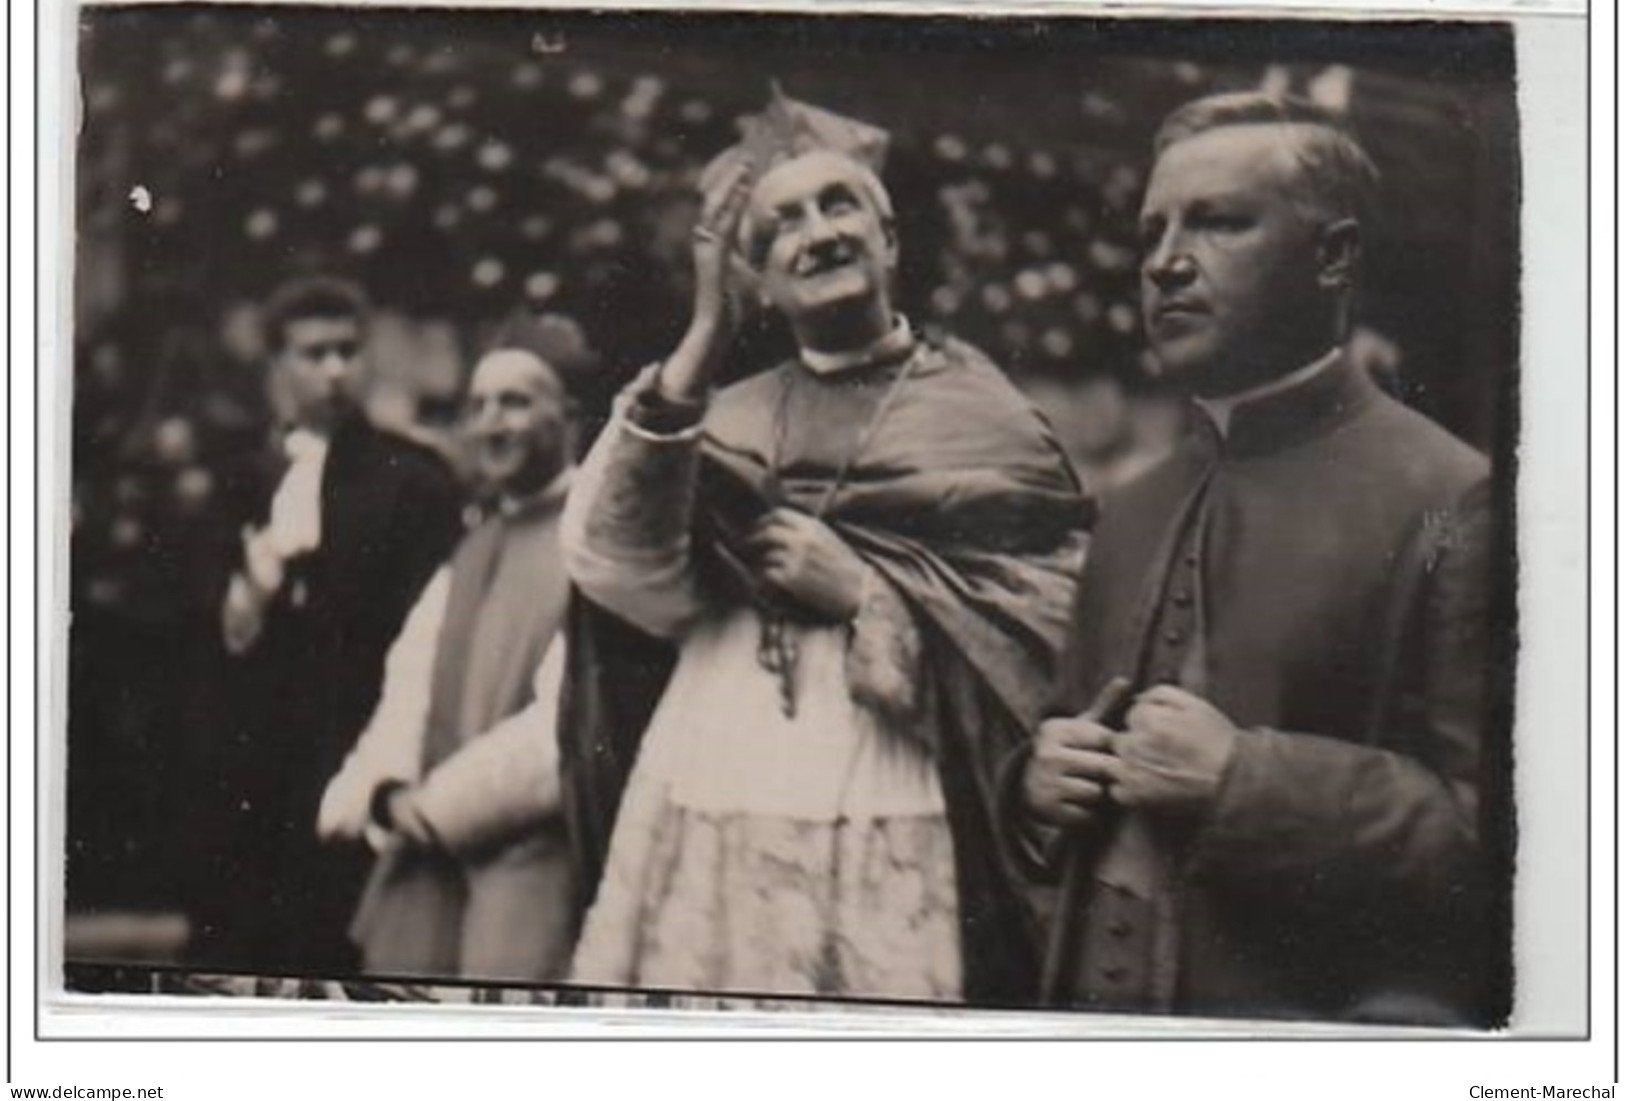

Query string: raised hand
[660,156,758,403]
[691,155,758,329]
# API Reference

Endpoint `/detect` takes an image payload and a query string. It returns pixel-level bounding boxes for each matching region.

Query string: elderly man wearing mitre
[557,89,1088,1003]
[1007,93,1501,1025]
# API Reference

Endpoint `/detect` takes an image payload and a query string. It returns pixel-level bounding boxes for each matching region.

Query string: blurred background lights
[934,134,968,163]
[348,223,384,253]
[1014,269,1049,301]
[584,218,625,249]
[213,52,253,101]
[524,271,561,302]
[244,208,279,240]
[432,122,471,152]
[384,163,420,200]
[174,468,215,513]
[233,128,278,160]
[1041,327,1076,360]
[354,165,386,196]
[568,70,605,100]
[1088,240,1135,272]
[312,113,346,142]
[477,141,515,172]
[111,517,144,550]
[1174,61,1206,84]
[1107,302,1139,334]
[1027,151,1059,180]
[678,98,713,124]
[161,57,194,86]
[153,417,197,466]
[324,31,357,57]
[1046,262,1079,294]
[1021,230,1056,259]
[471,257,506,288]
[364,95,401,125]
[520,214,554,241]
[606,151,651,189]
[403,103,443,134]
[1000,320,1033,351]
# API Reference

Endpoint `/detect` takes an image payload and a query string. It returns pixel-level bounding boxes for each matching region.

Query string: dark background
[66,5,1518,963]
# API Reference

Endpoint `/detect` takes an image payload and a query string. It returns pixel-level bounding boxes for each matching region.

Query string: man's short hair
[1154,92,1381,226]
[261,275,370,352]
[739,151,896,270]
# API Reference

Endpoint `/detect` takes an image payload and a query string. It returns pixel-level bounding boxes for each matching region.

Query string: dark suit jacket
[204,413,463,973]
[1013,355,1502,1024]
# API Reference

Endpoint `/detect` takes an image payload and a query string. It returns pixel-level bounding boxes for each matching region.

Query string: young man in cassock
[1009,93,1505,1024]
[203,276,463,974]
[315,347,580,982]
[559,91,1088,1003]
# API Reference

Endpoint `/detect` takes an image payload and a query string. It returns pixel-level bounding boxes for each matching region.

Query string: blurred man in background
[315,346,579,983]
[202,275,463,975]
[1011,93,1497,1023]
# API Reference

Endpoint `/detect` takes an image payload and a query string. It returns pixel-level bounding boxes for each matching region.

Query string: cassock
[1010,352,1504,1024]
[320,474,578,981]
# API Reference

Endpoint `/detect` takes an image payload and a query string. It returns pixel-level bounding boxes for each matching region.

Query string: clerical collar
[1195,347,1342,438]
[797,316,915,376]
[496,464,575,519]
[282,426,330,462]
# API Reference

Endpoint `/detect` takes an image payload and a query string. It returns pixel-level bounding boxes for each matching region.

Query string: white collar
[1195,347,1342,437]
[282,427,330,463]
[797,316,914,377]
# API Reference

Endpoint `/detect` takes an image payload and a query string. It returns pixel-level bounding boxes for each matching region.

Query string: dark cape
[559,333,1089,1003]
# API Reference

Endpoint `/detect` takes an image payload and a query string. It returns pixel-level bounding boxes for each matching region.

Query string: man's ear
[882,218,901,272]
[1317,218,1361,291]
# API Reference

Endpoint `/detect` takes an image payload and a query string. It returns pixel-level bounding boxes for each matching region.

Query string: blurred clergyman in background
[202,276,463,974]
[315,346,579,983]
[1010,93,1497,1023]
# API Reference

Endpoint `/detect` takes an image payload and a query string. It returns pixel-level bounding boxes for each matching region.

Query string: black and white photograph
[44,0,1569,1048]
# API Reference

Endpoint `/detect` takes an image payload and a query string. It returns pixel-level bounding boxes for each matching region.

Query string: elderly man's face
[1138,125,1330,396]
[464,350,568,496]
[748,151,897,331]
